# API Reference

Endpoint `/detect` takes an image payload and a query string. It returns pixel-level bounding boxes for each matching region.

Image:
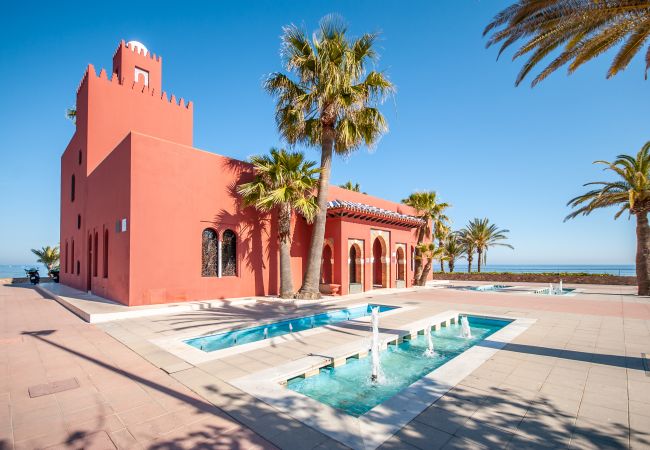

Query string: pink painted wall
[60,41,430,306]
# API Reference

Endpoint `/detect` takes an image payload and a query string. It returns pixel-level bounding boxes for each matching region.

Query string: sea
[0,263,637,278]
[0,264,50,278]
[448,264,635,277]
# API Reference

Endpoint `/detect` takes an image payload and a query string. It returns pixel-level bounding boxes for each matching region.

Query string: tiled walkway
[0,285,276,449]
[1,282,649,449]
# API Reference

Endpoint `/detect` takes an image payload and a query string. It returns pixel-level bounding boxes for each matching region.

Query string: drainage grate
[28,377,79,398]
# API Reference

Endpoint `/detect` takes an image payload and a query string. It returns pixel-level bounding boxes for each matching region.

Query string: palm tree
[340,181,361,192]
[265,15,393,299]
[458,229,476,273]
[31,245,60,273]
[402,191,450,282]
[566,143,650,295]
[442,233,466,273]
[434,222,451,272]
[416,243,445,286]
[238,149,320,298]
[66,107,76,124]
[463,218,513,273]
[484,1,650,87]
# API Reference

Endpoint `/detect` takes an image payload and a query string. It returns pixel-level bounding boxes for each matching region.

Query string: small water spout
[233,333,238,345]
[347,312,351,321]
[310,317,315,328]
[263,328,268,339]
[424,325,435,357]
[549,283,554,295]
[461,316,472,339]
[559,279,563,294]
[370,306,382,383]
[289,323,293,333]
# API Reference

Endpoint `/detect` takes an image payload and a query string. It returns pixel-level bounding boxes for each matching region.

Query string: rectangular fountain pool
[467,284,511,291]
[185,303,398,352]
[286,315,511,417]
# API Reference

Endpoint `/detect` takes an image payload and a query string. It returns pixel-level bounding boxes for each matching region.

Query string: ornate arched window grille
[201,229,218,277]
[221,230,237,277]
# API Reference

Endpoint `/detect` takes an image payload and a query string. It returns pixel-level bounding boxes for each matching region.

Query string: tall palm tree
[566,143,650,295]
[265,15,393,299]
[238,149,320,298]
[402,191,450,284]
[458,229,476,273]
[434,222,451,272]
[442,233,466,273]
[463,218,513,273]
[415,243,445,286]
[340,181,361,192]
[31,245,60,273]
[484,1,650,87]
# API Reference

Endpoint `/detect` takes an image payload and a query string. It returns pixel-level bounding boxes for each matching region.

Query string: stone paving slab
[28,377,79,398]
[2,282,650,449]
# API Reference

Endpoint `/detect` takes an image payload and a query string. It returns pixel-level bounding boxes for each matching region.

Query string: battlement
[113,40,162,64]
[76,64,192,110]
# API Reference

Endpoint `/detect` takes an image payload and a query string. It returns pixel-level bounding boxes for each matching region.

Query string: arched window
[65,241,69,273]
[201,229,218,277]
[93,232,98,277]
[78,150,82,165]
[349,245,357,283]
[221,230,237,276]
[103,230,109,278]
[77,214,81,230]
[321,244,333,284]
[71,240,75,274]
[71,174,76,202]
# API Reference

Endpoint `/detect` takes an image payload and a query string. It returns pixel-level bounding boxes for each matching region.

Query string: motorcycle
[25,268,40,285]
[49,268,60,283]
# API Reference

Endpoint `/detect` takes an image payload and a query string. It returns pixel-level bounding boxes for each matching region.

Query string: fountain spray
[424,325,435,357]
[461,316,472,339]
[370,307,381,383]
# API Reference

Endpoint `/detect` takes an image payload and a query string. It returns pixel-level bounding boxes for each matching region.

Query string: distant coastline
[440,264,635,277]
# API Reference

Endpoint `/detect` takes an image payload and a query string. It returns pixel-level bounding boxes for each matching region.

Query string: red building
[60,41,428,306]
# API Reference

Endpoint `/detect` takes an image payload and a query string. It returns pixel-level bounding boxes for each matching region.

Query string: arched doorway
[348,243,363,293]
[321,244,333,284]
[396,246,406,288]
[372,237,387,288]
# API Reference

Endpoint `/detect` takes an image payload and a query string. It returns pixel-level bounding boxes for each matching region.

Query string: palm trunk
[297,126,334,299]
[413,227,426,285]
[439,239,445,273]
[467,254,473,273]
[418,258,433,286]
[449,257,455,273]
[477,249,482,273]
[278,204,294,299]
[635,211,650,296]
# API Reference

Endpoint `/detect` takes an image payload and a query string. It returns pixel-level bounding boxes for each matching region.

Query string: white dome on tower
[126,40,148,55]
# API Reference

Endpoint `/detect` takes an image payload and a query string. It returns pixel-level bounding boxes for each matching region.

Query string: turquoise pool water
[286,316,511,417]
[185,303,398,352]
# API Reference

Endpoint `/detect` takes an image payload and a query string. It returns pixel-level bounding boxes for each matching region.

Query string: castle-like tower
[60,41,193,301]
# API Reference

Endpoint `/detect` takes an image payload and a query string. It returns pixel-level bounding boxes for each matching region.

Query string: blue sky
[0,1,644,265]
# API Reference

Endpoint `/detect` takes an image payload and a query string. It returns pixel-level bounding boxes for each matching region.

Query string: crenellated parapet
[113,39,162,63]
[76,64,192,111]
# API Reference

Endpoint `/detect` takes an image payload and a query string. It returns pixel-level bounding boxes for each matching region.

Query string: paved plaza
[0,281,649,449]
